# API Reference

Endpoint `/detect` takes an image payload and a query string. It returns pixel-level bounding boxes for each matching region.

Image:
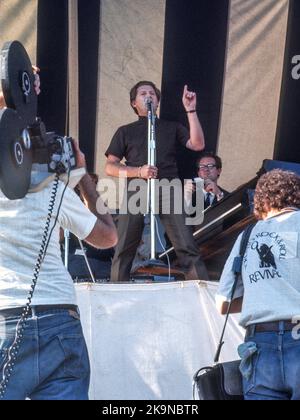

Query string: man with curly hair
[216,169,300,400]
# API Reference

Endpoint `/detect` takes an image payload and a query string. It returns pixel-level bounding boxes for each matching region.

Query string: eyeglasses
[198,164,217,170]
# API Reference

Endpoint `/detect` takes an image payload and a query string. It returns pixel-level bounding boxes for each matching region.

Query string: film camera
[0,40,77,200]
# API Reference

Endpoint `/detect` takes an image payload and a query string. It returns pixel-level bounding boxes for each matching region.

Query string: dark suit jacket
[206,187,230,209]
[192,186,230,210]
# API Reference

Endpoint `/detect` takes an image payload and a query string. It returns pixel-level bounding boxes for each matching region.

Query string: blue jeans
[0,308,90,400]
[240,325,300,400]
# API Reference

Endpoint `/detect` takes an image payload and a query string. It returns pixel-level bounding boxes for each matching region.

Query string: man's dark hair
[197,151,222,170]
[254,169,300,219]
[129,81,161,115]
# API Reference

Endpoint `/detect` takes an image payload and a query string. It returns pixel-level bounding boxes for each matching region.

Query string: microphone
[144,96,153,111]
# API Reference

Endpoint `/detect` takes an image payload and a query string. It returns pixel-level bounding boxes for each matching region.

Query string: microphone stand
[136,99,171,280]
[64,230,96,283]
[147,100,157,261]
[78,239,96,283]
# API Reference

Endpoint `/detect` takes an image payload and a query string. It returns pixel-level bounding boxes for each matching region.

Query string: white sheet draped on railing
[76,281,244,400]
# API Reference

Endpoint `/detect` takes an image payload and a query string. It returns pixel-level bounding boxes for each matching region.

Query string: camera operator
[0,88,117,400]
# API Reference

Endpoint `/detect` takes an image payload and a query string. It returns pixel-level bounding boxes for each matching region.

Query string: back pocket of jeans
[58,335,90,379]
[243,349,261,395]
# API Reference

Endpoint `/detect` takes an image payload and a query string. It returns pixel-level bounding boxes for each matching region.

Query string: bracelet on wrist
[186,109,196,114]
[138,166,142,178]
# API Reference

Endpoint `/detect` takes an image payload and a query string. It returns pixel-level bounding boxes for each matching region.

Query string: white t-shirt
[217,210,300,328]
[0,181,97,309]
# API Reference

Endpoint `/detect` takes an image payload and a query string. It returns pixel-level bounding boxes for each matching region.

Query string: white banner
[76,281,244,400]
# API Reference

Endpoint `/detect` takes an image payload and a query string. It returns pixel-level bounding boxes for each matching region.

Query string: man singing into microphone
[105,81,209,282]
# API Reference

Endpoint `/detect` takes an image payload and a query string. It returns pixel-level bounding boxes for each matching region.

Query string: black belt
[0,304,79,319]
[247,320,296,334]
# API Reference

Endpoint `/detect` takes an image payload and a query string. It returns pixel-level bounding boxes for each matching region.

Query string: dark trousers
[111,196,208,282]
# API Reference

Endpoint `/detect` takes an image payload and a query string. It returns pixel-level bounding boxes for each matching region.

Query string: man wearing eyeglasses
[197,152,229,209]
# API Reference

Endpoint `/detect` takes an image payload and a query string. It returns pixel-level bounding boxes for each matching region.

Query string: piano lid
[262,159,300,175]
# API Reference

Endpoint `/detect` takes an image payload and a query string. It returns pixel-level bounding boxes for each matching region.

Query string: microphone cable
[154,215,171,282]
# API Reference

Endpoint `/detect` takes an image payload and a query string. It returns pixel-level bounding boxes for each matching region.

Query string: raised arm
[79,173,118,249]
[73,141,118,249]
[182,85,205,152]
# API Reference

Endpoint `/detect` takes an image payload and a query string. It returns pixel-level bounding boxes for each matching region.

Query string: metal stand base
[134,259,185,280]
